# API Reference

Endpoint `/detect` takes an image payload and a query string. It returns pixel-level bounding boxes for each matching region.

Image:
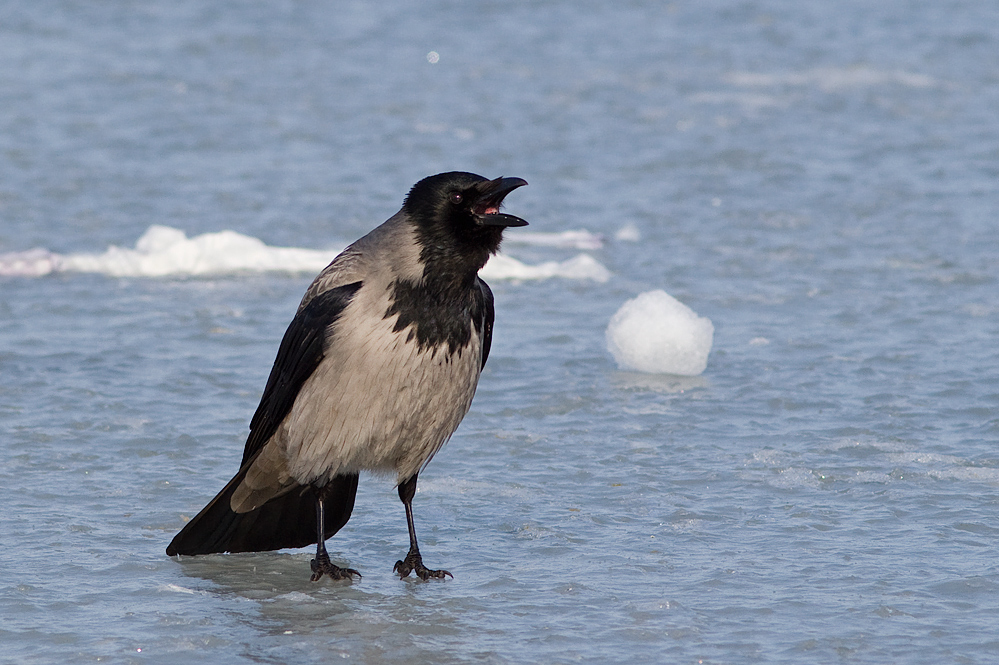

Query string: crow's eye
[449,192,463,205]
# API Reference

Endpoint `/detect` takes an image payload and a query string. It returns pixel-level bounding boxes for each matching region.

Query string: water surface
[2,1,998,663]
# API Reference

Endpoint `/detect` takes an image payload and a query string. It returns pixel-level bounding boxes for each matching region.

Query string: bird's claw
[394,552,452,580]
[310,552,361,582]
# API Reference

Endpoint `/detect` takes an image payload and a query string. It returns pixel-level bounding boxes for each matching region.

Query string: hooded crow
[166,172,528,581]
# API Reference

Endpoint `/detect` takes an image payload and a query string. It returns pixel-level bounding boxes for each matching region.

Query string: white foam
[1,225,612,282]
[606,290,714,375]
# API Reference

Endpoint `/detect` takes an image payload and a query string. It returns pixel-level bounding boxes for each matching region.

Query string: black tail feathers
[166,470,359,556]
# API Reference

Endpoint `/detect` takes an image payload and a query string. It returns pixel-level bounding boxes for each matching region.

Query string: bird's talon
[395,551,450,580]
[311,554,360,582]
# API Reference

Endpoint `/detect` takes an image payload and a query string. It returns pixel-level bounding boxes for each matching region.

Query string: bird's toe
[311,554,361,582]
[418,566,452,581]
[394,551,451,580]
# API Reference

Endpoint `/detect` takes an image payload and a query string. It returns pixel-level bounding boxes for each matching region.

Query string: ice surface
[0,225,611,281]
[605,290,714,375]
[6,2,998,663]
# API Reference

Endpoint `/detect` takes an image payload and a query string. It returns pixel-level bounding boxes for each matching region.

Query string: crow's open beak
[472,177,528,227]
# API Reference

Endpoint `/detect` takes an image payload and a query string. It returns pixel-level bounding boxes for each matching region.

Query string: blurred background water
[2,0,998,663]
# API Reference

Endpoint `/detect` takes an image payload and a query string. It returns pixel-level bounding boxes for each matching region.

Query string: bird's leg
[393,474,452,580]
[310,489,360,582]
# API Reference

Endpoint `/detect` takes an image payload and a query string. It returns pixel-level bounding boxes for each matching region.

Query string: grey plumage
[167,172,527,581]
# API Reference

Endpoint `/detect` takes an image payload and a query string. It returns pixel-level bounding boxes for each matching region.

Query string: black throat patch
[384,277,485,356]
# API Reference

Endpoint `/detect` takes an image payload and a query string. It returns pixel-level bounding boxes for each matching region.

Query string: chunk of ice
[481,252,611,282]
[58,225,336,277]
[606,290,714,375]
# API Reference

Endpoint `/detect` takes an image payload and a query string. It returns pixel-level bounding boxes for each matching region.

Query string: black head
[403,171,528,276]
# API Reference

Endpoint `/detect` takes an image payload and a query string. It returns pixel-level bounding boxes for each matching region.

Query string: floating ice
[481,252,611,282]
[64,225,338,277]
[606,290,714,375]
[503,229,604,250]
[0,248,63,277]
[0,225,611,281]
[0,226,336,278]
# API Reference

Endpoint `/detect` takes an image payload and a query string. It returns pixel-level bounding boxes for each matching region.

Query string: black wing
[241,281,363,466]
[476,277,495,370]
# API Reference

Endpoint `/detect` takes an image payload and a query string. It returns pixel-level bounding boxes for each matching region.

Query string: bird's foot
[393,551,452,580]
[310,551,361,582]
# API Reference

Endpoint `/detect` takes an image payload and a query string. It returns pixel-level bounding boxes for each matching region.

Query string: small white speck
[615,224,641,242]
[426,51,440,64]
